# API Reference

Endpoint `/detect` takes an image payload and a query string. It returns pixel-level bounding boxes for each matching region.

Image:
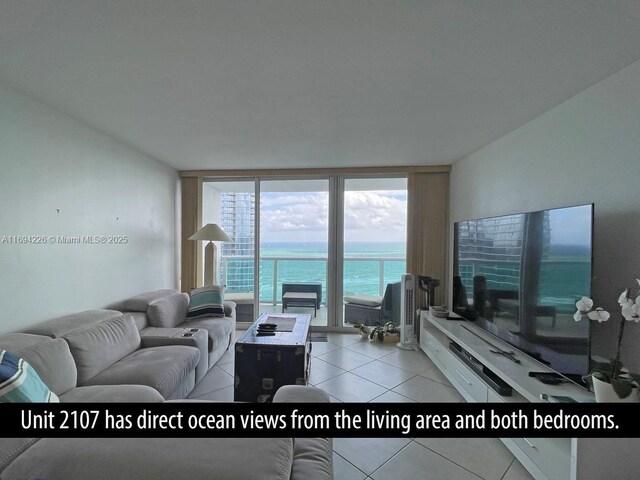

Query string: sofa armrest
[140,328,208,382]
[273,385,330,403]
[224,301,236,320]
[273,386,333,480]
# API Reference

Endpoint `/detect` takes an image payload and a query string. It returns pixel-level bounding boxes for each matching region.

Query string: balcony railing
[221,255,406,304]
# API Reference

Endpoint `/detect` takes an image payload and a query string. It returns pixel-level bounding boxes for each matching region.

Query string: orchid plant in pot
[574,279,640,402]
[352,323,370,339]
[369,322,401,343]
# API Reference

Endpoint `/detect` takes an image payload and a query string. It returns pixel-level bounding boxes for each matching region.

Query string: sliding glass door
[341,178,407,326]
[259,179,330,327]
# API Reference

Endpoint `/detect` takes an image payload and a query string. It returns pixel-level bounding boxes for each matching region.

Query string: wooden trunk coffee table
[234,313,311,403]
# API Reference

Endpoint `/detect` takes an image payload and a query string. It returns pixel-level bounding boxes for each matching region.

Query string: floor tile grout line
[343,344,399,360]
[315,353,379,372]
[367,438,416,478]
[418,367,456,387]
[375,355,436,375]
[333,450,370,478]
[189,384,233,400]
[366,388,393,403]
[311,370,349,388]
[313,345,441,402]
[314,372,388,402]
[349,367,418,391]
[413,439,499,480]
[309,356,348,373]
[499,458,517,480]
[366,389,416,403]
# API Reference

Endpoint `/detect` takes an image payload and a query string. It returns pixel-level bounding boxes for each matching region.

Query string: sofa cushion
[10,338,76,395]
[0,350,59,403]
[187,285,225,319]
[0,438,40,473]
[59,385,164,403]
[0,333,77,395]
[343,294,383,307]
[83,345,200,399]
[64,314,141,385]
[148,292,189,328]
[127,312,149,331]
[181,316,233,353]
[0,438,294,480]
[25,309,124,338]
[121,289,182,312]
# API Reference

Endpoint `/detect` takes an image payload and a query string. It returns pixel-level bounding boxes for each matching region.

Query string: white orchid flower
[622,303,640,322]
[575,297,593,312]
[573,311,585,322]
[618,289,631,306]
[587,308,610,322]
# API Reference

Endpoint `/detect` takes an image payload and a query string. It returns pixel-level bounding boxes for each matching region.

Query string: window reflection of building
[220,192,255,292]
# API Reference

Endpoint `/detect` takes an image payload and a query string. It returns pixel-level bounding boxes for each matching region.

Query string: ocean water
[223,242,406,301]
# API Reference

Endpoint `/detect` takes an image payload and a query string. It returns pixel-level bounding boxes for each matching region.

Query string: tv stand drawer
[446,346,488,402]
[511,437,570,480]
[423,335,488,402]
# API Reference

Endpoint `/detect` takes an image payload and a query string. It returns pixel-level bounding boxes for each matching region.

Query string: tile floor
[189,330,534,480]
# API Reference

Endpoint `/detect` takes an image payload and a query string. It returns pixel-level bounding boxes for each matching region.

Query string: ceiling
[1,1,639,171]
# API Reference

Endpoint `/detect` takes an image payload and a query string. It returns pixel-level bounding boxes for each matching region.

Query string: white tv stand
[419,311,599,480]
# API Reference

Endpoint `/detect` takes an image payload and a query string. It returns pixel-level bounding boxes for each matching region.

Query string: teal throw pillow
[187,285,225,319]
[0,350,60,403]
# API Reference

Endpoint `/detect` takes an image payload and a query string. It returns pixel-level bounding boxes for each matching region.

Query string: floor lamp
[189,224,231,286]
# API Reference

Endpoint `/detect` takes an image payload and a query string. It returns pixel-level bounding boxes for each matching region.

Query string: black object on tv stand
[448,341,513,396]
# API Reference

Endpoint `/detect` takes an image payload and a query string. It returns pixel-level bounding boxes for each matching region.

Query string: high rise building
[457,212,550,294]
[220,192,255,292]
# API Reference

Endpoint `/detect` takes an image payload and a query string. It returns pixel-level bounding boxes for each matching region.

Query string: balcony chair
[344,282,401,326]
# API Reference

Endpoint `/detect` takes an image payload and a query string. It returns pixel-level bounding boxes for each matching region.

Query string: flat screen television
[452,204,593,386]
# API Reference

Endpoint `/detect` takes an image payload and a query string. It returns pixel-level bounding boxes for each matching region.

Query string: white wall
[0,82,178,335]
[450,59,640,369]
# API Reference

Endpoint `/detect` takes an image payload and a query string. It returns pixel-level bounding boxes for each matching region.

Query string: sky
[549,204,592,246]
[260,190,407,243]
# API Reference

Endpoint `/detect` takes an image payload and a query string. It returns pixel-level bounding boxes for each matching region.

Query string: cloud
[344,191,407,232]
[260,193,328,234]
[259,191,406,242]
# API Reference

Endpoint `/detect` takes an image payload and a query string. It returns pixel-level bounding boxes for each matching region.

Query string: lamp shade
[188,224,231,242]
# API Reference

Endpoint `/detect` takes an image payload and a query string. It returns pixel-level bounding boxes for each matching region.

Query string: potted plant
[352,323,370,339]
[369,322,401,344]
[574,279,640,402]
